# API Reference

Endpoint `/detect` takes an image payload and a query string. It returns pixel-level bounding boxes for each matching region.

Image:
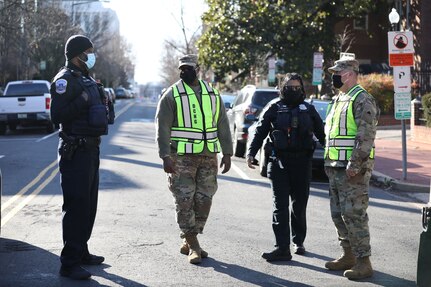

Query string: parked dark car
[247,98,330,177]
[104,88,116,104]
[227,85,279,157]
[115,87,131,99]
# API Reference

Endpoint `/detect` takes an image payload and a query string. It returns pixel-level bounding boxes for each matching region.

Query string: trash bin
[417,206,431,287]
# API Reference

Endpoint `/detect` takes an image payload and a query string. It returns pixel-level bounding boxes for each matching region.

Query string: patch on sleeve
[55,79,68,94]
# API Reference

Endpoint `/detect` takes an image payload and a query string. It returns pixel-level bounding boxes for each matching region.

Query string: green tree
[198,0,379,84]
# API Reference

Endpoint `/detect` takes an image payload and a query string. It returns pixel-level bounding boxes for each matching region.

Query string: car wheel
[46,121,55,133]
[0,123,6,135]
[259,148,268,177]
[233,128,246,157]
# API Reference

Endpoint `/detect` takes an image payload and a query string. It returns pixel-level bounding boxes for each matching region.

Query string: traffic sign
[393,66,411,93]
[394,92,412,120]
[312,52,323,85]
[388,31,414,67]
[312,68,322,85]
[313,52,323,68]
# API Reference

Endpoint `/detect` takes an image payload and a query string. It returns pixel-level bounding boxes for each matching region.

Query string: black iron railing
[413,62,431,96]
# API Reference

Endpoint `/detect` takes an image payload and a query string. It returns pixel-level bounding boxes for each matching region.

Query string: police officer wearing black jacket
[50,35,114,280]
[247,73,325,262]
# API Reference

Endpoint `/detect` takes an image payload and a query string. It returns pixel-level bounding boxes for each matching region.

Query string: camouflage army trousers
[168,154,218,238]
[325,166,372,258]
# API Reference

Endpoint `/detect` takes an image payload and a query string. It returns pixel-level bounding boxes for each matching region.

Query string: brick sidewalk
[374,137,431,186]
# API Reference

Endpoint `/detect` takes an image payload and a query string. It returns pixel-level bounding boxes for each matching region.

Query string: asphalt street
[0,98,424,287]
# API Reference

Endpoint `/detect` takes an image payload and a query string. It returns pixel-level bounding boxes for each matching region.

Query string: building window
[354,15,368,30]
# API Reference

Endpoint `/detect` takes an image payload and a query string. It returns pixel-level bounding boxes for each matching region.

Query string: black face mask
[280,90,303,107]
[180,69,197,85]
[332,74,343,89]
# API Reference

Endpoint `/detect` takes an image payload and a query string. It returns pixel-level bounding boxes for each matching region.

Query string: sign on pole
[394,92,412,120]
[388,31,414,66]
[312,52,323,85]
[393,66,411,93]
[268,57,276,83]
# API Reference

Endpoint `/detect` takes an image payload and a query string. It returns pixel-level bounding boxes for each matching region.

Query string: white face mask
[84,53,96,69]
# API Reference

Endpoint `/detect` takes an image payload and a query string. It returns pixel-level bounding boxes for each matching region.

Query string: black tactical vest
[63,69,108,136]
[272,102,315,152]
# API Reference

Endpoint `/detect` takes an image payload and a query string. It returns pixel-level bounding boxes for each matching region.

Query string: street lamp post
[389,7,408,181]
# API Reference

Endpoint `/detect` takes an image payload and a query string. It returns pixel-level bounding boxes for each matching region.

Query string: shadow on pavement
[0,237,147,287]
[201,257,313,287]
[355,270,416,287]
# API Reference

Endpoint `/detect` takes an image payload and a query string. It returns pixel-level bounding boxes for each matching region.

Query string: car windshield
[5,83,49,96]
[310,101,329,121]
[252,90,279,106]
[221,94,236,104]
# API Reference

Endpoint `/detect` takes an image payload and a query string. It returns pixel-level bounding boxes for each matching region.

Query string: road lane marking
[36,131,59,142]
[0,155,4,159]
[218,154,271,182]
[230,160,250,180]
[1,159,57,212]
[1,167,59,227]
[116,102,134,118]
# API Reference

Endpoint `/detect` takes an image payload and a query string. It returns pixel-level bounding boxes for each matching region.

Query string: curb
[371,171,430,193]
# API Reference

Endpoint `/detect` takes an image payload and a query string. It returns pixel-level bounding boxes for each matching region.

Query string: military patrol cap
[178,54,198,68]
[65,35,93,60]
[328,53,359,73]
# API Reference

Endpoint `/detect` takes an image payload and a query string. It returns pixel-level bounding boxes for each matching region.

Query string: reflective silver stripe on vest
[171,130,203,140]
[201,81,217,126]
[202,81,214,93]
[176,82,192,128]
[328,139,355,147]
[177,81,186,94]
[206,131,218,140]
[185,143,193,153]
[171,130,218,140]
[339,150,347,161]
[339,86,363,136]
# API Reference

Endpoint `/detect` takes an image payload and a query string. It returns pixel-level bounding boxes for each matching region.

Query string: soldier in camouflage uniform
[156,54,233,264]
[324,54,379,280]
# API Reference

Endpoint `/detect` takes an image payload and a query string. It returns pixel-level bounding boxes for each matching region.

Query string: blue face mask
[83,53,96,69]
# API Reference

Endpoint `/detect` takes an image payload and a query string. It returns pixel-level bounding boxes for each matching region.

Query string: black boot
[59,265,91,280]
[293,244,306,255]
[261,248,292,262]
[81,254,105,265]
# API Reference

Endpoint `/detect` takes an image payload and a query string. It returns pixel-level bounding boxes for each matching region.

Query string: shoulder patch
[55,79,68,94]
[299,104,307,110]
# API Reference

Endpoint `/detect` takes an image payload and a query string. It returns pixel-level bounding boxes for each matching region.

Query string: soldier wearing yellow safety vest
[324,54,379,280]
[156,54,233,265]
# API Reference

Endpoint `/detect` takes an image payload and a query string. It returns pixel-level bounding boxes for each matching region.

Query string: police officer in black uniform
[247,73,325,262]
[50,35,114,280]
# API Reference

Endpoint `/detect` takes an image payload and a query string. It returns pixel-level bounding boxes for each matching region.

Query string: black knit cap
[64,35,93,60]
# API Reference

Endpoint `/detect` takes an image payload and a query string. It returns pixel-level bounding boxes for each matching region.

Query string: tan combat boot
[180,238,208,258]
[343,256,373,280]
[184,235,202,264]
[325,247,356,271]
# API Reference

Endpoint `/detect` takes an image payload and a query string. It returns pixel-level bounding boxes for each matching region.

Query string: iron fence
[413,61,431,96]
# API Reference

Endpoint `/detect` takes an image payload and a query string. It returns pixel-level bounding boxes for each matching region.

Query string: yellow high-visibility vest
[170,80,221,155]
[324,84,375,161]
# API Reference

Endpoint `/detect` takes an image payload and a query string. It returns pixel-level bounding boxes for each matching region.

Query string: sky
[103,0,207,85]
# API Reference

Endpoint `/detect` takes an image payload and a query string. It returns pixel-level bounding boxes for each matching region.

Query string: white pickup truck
[0,80,56,134]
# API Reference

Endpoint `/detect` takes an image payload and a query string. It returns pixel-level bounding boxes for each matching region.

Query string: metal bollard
[417,206,431,287]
